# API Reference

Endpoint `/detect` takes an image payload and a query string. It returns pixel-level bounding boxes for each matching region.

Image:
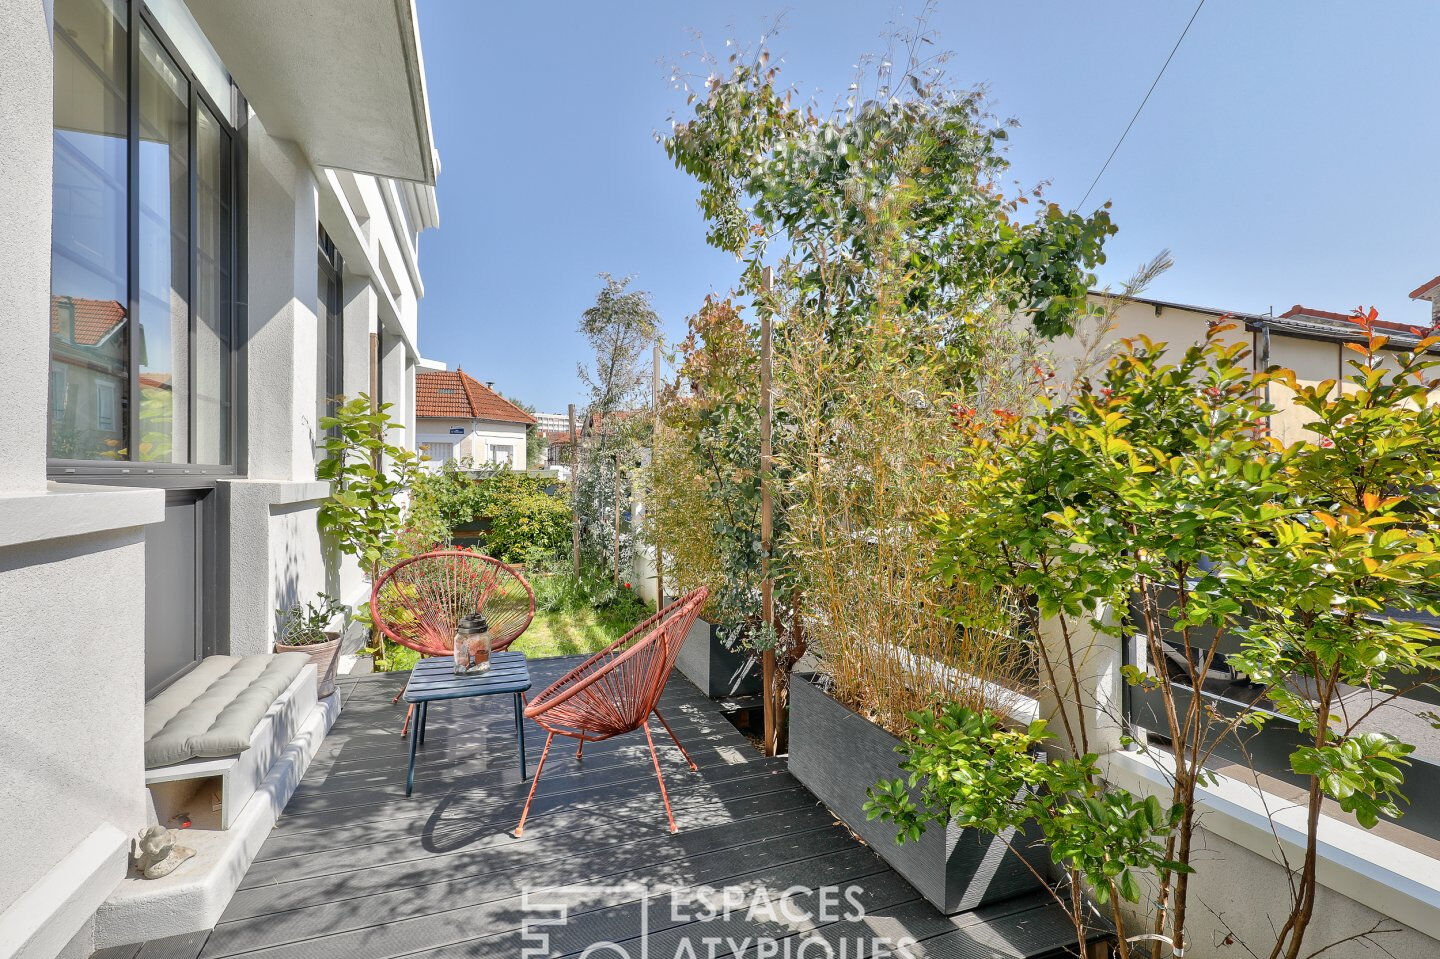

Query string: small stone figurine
[453,612,491,674]
[133,825,196,880]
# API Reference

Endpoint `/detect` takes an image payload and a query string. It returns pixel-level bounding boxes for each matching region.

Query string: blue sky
[415,1,1440,413]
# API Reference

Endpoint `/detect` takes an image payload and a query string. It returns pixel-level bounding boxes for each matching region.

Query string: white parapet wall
[0,487,163,959]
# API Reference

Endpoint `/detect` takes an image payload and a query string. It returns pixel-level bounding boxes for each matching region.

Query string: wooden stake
[653,342,664,605]
[569,403,580,577]
[759,266,777,757]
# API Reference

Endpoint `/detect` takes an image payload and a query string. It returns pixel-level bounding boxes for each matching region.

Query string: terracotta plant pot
[275,630,341,698]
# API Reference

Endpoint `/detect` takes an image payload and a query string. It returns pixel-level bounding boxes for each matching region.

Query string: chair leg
[575,737,585,762]
[652,707,698,772]
[642,720,678,834]
[400,703,415,738]
[515,731,555,838]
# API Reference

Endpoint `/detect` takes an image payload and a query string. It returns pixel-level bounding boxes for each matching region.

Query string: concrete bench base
[143,664,318,831]
[94,668,340,949]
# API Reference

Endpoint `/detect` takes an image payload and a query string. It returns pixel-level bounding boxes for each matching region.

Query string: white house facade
[0,0,439,955]
[415,368,535,469]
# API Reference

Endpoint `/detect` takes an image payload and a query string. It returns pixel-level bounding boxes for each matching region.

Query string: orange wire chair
[516,587,709,837]
[371,549,535,734]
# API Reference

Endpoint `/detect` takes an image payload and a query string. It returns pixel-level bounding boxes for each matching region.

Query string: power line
[1078,0,1208,209]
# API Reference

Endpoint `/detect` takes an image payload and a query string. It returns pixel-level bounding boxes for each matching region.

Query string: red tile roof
[50,296,126,346]
[415,369,536,425]
[1409,275,1440,301]
[1280,305,1417,335]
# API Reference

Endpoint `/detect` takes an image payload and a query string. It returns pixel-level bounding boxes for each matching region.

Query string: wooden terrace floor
[96,656,1084,959]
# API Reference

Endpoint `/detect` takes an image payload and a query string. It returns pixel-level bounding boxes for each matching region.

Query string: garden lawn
[511,604,644,659]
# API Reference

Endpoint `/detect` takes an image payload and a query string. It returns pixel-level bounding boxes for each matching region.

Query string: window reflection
[137,25,189,463]
[49,0,129,460]
[194,104,232,465]
[50,0,237,467]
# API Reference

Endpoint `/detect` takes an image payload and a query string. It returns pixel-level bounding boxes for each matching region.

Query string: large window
[49,0,239,468]
[317,227,344,433]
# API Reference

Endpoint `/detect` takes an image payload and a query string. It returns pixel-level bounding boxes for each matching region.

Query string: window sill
[0,483,165,548]
[1102,748,1440,941]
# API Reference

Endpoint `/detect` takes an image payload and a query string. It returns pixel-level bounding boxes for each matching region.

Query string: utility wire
[1078,0,1207,209]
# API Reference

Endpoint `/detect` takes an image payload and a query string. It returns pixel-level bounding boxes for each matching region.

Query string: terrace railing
[1122,587,1440,844]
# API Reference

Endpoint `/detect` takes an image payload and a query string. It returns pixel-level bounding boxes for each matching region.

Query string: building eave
[187,0,437,184]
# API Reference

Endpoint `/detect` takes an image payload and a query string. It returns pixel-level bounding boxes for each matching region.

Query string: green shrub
[410,463,572,563]
[530,565,646,616]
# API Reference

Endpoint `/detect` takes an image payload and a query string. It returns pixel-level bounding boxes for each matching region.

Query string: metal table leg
[419,701,428,745]
[514,692,527,780]
[405,700,421,797]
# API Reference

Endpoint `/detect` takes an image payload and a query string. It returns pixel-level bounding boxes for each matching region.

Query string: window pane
[50,0,130,460]
[194,104,231,464]
[136,26,190,462]
[317,229,343,435]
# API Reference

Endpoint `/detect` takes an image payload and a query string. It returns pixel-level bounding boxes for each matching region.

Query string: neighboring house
[533,410,572,433]
[416,368,536,468]
[1,1,438,956]
[1074,287,1440,445]
[544,427,578,468]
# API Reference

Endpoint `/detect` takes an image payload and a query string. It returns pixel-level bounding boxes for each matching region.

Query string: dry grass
[776,294,1038,736]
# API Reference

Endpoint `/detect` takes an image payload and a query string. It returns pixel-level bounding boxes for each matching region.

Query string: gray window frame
[48,0,247,481]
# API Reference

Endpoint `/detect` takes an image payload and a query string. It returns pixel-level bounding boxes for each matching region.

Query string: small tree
[575,273,659,580]
[1229,311,1440,959]
[527,426,548,470]
[902,316,1440,959]
[317,395,427,660]
[661,25,1117,748]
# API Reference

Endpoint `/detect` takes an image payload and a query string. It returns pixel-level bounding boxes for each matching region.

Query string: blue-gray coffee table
[401,650,532,796]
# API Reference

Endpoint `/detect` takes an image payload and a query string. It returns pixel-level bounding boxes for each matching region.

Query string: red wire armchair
[516,587,709,837]
[371,549,535,733]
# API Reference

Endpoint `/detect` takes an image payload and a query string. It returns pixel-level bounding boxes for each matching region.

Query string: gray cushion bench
[143,653,316,829]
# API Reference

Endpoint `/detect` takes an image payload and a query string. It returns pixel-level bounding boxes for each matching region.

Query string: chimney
[1408,274,1440,324]
[485,381,495,389]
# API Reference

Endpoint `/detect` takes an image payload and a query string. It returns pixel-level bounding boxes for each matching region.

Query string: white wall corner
[0,0,55,495]
[245,116,321,482]
[0,825,129,959]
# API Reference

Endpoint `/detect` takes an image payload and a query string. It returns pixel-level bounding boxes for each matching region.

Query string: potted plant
[316,394,430,670]
[276,594,347,697]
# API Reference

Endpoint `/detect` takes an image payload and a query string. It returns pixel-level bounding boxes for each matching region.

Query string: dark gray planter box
[673,615,761,698]
[787,674,1048,914]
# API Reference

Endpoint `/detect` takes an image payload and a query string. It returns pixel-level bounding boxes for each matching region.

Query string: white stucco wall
[0,513,160,959]
[0,530,150,904]
[0,0,53,496]
[245,112,322,482]
[417,418,529,468]
[1063,606,1440,955]
[1179,828,1438,958]
[0,7,167,957]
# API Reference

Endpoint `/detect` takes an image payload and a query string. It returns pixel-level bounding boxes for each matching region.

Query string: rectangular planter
[787,674,1048,914]
[674,615,762,698]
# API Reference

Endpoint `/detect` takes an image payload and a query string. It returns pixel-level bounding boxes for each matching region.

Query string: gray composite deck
[98,656,1084,959]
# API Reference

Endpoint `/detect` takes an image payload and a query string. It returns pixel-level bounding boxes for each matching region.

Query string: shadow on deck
[97,656,1088,959]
